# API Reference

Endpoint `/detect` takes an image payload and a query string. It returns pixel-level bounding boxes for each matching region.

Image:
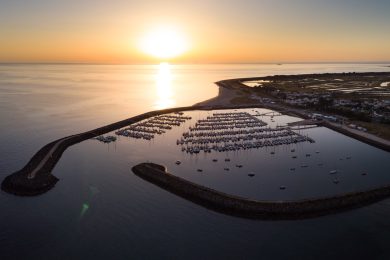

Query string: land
[242,72,390,138]
[1,72,389,202]
[203,72,390,148]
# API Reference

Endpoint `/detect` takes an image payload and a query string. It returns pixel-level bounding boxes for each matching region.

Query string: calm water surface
[124,108,389,201]
[1,64,390,259]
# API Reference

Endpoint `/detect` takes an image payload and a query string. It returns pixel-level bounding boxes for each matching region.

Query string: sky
[0,0,389,63]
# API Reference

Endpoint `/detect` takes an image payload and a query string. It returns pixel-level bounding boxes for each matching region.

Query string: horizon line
[0,61,390,66]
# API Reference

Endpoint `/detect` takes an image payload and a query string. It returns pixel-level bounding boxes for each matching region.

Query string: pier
[287,119,321,127]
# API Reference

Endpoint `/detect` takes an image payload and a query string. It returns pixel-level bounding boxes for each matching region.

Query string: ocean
[0,63,389,259]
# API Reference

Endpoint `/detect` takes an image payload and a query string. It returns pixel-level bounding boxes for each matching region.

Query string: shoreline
[207,77,390,152]
[133,162,390,220]
[1,73,389,196]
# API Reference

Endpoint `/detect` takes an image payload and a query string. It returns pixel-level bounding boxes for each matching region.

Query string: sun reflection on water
[155,62,175,109]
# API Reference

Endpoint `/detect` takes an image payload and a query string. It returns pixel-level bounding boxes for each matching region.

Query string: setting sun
[139,26,189,59]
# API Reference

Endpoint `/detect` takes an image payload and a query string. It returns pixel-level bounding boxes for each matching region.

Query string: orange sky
[1,0,389,63]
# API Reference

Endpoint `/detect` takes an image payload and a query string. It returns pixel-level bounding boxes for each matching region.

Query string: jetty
[287,119,321,127]
[133,162,390,220]
[1,106,196,196]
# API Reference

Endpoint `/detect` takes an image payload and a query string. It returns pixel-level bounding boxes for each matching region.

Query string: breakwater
[1,106,196,196]
[1,104,271,196]
[133,163,390,220]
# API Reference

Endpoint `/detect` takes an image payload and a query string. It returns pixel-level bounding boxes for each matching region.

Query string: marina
[79,107,390,201]
[178,112,314,154]
[60,107,390,202]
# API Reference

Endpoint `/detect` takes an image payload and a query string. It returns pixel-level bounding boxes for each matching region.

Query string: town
[240,72,390,139]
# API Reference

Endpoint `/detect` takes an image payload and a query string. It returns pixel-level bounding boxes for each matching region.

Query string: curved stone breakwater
[1,106,197,196]
[1,104,268,196]
[133,163,390,220]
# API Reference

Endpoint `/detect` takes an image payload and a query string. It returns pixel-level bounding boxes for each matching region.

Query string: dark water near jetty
[1,64,390,259]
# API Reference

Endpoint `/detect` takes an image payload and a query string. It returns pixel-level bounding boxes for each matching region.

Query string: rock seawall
[133,163,390,220]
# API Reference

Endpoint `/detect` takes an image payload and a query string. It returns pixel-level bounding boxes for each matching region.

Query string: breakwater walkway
[1,104,276,196]
[1,106,197,196]
[133,163,390,220]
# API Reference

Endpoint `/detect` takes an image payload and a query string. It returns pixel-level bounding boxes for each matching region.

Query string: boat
[212,159,218,162]
[94,135,117,143]
[224,168,230,171]
[333,178,339,184]
[175,160,181,165]
[197,169,203,172]
[225,158,231,162]
[279,186,286,190]
[248,173,255,177]
[330,170,337,174]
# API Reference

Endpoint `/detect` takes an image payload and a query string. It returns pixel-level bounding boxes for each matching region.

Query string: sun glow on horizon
[139,26,189,59]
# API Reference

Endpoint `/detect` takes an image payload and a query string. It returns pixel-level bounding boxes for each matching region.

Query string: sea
[0,63,390,259]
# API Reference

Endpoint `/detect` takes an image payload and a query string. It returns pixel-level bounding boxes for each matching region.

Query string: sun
[139,26,189,59]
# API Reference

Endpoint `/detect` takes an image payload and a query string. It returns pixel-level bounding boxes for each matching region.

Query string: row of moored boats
[115,113,192,140]
[178,112,315,153]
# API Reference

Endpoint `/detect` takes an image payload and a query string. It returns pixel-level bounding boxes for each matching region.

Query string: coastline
[206,78,390,152]
[1,73,389,197]
[194,80,243,106]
